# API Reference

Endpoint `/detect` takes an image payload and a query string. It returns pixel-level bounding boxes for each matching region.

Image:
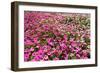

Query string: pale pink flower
[53,57,59,60]
[64,34,67,41]
[71,41,77,47]
[29,47,34,51]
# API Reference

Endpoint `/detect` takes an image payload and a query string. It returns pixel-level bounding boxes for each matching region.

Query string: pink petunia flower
[29,47,34,51]
[60,43,67,49]
[71,41,77,47]
[76,54,81,59]
[43,55,49,60]
[24,40,33,45]
[24,53,30,61]
[33,37,38,43]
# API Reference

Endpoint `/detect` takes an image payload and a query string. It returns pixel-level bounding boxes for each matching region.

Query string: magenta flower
[24,51,30,61]
[25,40,33,45]
[60,43,67,49]
[33,37,38,43]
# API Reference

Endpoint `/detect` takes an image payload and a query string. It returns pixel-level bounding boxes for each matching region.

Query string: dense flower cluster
[24,11,90,62]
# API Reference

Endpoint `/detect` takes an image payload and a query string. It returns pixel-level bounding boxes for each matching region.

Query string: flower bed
[24,11,90,62]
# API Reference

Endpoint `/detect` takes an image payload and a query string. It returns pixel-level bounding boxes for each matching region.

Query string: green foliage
[68,53,76,59]
[67,17,73,23]
[66,31,71,40]
[25,45,34,49]
[52,54,56,59]
[40,38,47,45]
[78,17,90,27]
[84,37,90,44]
[34,47,39,52]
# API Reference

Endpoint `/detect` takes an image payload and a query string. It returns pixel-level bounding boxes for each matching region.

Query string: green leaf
[74,34,78,40]
[40,38,47,45]
[68,53,76,59]
[67,17,73,23]
[25,45,34,49]
[51,54,56,59]
[71,56,76,59]
[34,47,39,52]
[84,37,90,44]
[59,54,63,59]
